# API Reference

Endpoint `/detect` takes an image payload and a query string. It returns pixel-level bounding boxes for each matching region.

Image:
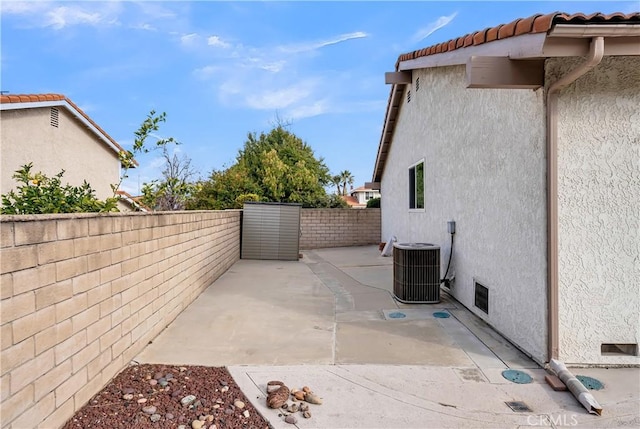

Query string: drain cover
[501,369,533,384]
[387,312,406,319]
[505,401,532,412]
[433,312,450,318]
[576,375,604,390]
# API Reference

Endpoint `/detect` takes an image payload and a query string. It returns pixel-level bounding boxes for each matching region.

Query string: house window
[407,90,411,103]
[408,160,424,209]
[416,77,420,92]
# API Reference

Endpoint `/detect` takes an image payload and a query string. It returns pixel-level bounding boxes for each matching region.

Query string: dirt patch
[62,363,271,429]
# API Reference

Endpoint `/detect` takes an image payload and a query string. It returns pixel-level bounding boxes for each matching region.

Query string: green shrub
[366,197,380,208]
[1,163,117,214]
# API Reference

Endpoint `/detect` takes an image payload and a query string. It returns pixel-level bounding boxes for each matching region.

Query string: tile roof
[341,195,363,207]
[373,11,640,183]
[0,93,129,159]
[395,12,640,68]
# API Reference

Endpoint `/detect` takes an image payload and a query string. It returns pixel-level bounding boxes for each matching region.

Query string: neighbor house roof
[341,195,364,208]
[0,93,136,165]
[372,11,640,183]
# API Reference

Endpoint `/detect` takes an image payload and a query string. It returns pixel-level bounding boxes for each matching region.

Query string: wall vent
[416,77,420,91]
[393,243,440,303]
[407,90,411,103]
[601,343,638,356]
[50,107,59,128]
[474,281,489,314]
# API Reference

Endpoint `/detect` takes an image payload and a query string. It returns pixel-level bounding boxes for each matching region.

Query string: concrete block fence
[0,211,241,429]
[300,208,381,249]
[0,207,380,428]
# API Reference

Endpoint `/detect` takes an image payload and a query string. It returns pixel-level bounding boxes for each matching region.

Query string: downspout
[546,36,604,361]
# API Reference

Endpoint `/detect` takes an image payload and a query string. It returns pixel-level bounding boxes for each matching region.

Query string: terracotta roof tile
[498,19,520,39]
[0,93,131,162]
[396,11,640,67]
[514,14,540,35]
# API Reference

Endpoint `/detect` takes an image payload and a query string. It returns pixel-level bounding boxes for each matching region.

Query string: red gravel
[62,364,271,429]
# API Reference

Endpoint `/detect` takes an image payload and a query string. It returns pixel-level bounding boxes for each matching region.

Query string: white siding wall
[381,65,548,364]
[550,56,640,365]
[1,107,121,200]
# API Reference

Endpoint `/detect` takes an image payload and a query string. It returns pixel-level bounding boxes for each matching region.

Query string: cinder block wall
[0,211,240,429]
[300,208,381,250]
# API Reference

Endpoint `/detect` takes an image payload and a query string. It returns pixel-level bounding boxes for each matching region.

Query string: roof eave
[373,26,640,183]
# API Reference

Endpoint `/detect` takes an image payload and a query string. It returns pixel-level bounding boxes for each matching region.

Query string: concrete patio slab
[137,259,336,366]
[228,365,640,429]
[335,319,475,366]
[137,245,640,429]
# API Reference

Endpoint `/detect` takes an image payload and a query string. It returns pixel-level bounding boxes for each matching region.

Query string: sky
[2,0,637,195]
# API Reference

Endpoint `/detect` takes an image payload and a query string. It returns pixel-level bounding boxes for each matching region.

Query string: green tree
[331,174,342,195]
[339,170,354,196]
[189,125,332,209]
[140,146,196,211]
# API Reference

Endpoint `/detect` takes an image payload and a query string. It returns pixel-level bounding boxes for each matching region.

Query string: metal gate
[241,202,301,261]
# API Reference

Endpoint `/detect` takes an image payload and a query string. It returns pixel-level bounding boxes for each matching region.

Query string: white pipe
[550,359,603,415]
[546,36,604,362]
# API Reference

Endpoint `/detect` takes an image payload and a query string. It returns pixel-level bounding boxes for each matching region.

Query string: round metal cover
[501,369,533,384]
[388,312,407,319]
[393,242,440,250]
[433,312,450,318]
[576,375,604,390]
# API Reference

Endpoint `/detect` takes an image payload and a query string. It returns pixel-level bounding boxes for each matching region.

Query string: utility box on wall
[241,202,301,261]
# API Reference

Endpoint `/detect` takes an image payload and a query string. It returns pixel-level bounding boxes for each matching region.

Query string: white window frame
[408,159,425,211]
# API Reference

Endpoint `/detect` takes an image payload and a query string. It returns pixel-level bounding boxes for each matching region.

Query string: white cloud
[260,61,285,73]
[0,1,48,15]
[246,84,313,110]
[180,33,199,46]
[286,100,329,120]
[278,31,368,54]
[45,7,102,29]
[207,35,230,48]
[2,1,122,29]
[412,12,457,43]
[132,23,156,31]
[193,65,220,79]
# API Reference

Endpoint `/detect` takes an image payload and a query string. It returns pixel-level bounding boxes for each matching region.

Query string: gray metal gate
[241,202,301,261]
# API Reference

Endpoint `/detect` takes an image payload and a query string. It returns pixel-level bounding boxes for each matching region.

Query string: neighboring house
[115,190,149,212]
[351,186,381,205]
[341,186,381,208]
[0,93,135,206]
[372,12,639,366]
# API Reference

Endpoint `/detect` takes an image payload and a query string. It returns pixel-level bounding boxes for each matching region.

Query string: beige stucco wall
[380,65,548,364]
[550,56,640,365]
[1,106,121,200]
[0,211,241,428]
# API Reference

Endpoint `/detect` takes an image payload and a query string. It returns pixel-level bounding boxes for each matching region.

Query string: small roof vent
[50,107,59,128]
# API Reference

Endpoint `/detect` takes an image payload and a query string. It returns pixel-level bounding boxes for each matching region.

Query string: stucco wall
[0,107,120,200]
[550,56,640,365]
[300,208,381,249]
[380,65,548,364]
[0,211,240,428]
